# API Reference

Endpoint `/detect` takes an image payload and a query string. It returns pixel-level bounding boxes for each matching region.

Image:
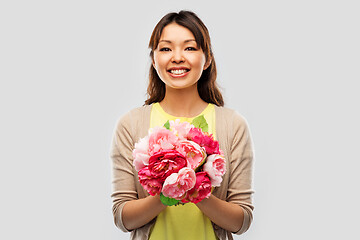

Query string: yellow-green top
[149,102,217,240]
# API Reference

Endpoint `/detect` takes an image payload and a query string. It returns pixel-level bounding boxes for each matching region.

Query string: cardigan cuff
[115,202,131,233]
[234,206,252,235]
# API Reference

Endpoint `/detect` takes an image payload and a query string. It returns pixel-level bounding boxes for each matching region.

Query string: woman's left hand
[195,194,244,233]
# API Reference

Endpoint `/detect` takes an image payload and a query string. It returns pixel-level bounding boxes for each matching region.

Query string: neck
[160,85,208,118]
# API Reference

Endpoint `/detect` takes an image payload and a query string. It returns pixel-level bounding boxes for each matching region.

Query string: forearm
[122,195,166,231]
[196,194,244,233]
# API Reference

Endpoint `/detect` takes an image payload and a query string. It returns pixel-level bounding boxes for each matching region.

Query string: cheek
[153,55,167,71]
[191,55,206,69]
[193,58,205,71]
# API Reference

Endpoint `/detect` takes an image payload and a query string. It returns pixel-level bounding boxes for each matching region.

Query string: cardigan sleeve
[226,111,255,235]
[110,112,138,232]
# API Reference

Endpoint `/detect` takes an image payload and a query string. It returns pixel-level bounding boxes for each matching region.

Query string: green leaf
[160,193,179,206]
[163,120,170,130]
[191,115,208,133]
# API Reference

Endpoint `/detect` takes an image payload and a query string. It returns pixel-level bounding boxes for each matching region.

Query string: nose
[171,49,185,63]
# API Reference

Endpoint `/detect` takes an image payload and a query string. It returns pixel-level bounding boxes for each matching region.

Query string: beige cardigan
[110,104,255,240]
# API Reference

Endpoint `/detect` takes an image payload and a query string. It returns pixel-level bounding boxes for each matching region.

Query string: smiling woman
[110,10,255,240]
[152,23,209,91]
[146,11,223,109]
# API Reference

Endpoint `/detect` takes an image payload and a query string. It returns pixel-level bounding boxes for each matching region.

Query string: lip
[167,67,190,71]
[167,69,190,78]
[167,67,190,78]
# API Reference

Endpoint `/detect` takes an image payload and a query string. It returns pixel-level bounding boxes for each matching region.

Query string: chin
[166,82,197,90]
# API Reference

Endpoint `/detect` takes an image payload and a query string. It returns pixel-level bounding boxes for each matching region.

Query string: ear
[150,51,157,70]
[203,58,212,70]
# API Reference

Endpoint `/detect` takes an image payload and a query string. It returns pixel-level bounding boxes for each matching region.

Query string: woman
[110,10,254,240]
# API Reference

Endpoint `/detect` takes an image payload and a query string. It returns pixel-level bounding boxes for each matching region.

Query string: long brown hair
[145,10,224,106]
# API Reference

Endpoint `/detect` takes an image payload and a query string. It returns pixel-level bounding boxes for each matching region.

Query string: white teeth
[170,69,188,75]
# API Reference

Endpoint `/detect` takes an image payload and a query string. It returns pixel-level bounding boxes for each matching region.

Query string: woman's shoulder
[214,105,253,147]
[113,105,152,137]
[214,105,249,126]
[117,104,152,122]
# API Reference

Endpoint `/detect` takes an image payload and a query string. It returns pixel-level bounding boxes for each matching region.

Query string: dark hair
[145,10,224,106]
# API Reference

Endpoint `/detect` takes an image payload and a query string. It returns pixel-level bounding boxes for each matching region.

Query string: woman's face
[153,23,209,90]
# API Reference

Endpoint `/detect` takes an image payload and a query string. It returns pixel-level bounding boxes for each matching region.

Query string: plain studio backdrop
[0,0,359,239]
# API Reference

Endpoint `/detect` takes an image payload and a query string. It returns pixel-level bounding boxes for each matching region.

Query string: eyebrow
[159,39,196,43]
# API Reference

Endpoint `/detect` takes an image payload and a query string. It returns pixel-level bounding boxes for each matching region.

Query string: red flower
[148,149,187,181]
[187,128,220,155]
[182,172,212,204]
[138,167,163,196]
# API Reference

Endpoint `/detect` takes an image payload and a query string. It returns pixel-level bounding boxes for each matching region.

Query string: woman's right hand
[122,194,167,231]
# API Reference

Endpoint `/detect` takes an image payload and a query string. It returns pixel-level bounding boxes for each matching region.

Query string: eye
[159,47,171,52]
[185,47,197,51]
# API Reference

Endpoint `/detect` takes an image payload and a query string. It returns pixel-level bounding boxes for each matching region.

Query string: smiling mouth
[168,69,190,75]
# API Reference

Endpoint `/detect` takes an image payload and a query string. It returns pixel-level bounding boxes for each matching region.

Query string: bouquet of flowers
[132,115,226,206]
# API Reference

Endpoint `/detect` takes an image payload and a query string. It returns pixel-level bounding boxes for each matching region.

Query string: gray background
[1,0,359,239]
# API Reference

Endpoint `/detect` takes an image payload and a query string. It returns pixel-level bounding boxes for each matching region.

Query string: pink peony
[162,167,196,200]
[132,135,150,171]
[138,167,163,196]
[169,119,193,139]
[175,140,206,170]
[182,172,212,204]
[187,128,220,155]
[203,154,226,187]
[148,149,187,181]
[148,127,179,155]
